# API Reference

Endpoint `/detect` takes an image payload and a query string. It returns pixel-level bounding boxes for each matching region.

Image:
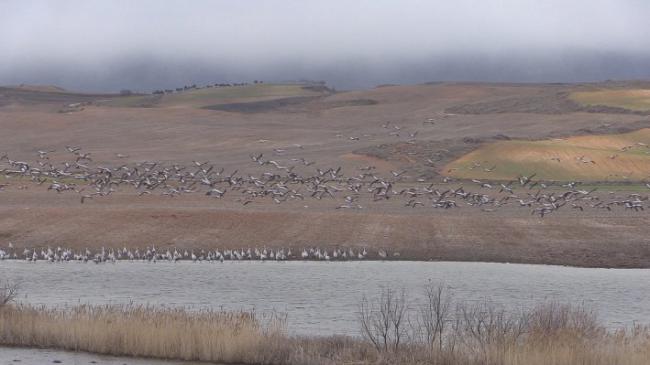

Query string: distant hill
[8,84,68,93]
[100,83,332,109]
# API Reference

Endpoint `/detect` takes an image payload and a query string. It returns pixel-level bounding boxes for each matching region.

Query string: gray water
[0,347,197,365]
[1,261,649,336]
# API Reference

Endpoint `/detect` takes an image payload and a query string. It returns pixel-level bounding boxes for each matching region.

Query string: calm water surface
[0,347,196,365]
[1,261,649,336]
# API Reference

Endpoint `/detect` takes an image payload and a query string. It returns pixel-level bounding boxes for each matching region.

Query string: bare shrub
[455,301,528,359]
[528,302,602,341]
[417,282,452,351]
[0,280,18,307]
[358,287,409,352]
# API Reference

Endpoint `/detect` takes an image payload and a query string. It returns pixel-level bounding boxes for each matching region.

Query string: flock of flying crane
[1,119,649,262]
[0,140,648,215]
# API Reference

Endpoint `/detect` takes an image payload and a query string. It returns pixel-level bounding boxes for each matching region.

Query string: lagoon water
[0,347,195,365]
[1,260,649,336]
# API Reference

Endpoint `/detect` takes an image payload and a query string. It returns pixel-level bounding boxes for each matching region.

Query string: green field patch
[569,89,650,112]
[444,129,650,182]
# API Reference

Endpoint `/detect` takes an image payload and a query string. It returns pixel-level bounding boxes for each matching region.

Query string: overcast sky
[1,0,649,91]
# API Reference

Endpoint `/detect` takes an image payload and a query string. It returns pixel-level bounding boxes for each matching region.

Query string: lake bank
[1,296,649,365]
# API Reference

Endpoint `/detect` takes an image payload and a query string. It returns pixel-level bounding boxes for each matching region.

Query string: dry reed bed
[0,290,649,364]
[0,304,295,364]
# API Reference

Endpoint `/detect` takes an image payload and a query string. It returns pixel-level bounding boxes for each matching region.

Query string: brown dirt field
[2,82,650,267]
[1,189,649,268]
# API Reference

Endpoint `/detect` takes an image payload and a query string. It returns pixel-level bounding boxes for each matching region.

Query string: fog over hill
[1,0,649,92]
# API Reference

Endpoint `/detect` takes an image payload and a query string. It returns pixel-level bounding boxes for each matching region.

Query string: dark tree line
[151,81,262,95]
